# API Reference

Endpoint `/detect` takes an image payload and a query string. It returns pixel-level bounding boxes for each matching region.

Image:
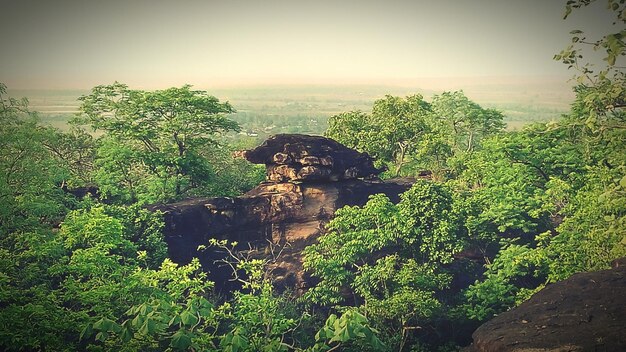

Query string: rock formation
[150,134,412,292]
[239,134,384,182]
[467,257,626,352]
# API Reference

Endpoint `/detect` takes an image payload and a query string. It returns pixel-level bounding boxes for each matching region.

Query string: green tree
[77,83,240,201]
[431,91,505,154]
[555,0,626,132]
[303,181,465,350]
[326,95,431,176]
[370,95,432,176]
[0,83,71,233]
[326,92,504,179]
[43,126,95,188]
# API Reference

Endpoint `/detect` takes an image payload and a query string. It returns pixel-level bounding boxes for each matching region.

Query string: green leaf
[139,318,156,335]
[231,334,248,351]
[110,321,122,334]
[93,317,113,331]
[180,310,199,326]
[329,326,351,343]
[139,304,152,315]
[95,331,108,342]
[79,323,93,341]
[131,313,145,328]
[120,327,133,343]
[169,314,182,327]
[369,335,386,351]
[170,330,192,350]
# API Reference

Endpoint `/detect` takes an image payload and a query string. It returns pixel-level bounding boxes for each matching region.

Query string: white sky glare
[0,0,617,89]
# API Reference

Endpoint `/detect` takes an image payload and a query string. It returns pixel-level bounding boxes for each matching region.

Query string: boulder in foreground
[468,258,626,352]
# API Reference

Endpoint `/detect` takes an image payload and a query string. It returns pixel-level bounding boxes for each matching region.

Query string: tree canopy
[76,83,254,202]
[1,1,625,351]
[326,91,504,178]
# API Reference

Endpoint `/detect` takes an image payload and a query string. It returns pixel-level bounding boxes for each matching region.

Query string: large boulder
[240,134,384,182]
[468,258,626,352]
[149,179,412,292]
[150,133,414,292]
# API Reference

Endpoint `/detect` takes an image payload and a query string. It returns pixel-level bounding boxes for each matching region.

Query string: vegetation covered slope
[0,0,624,351]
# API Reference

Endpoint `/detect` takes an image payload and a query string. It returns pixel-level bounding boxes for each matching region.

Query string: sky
[0,0,617,89]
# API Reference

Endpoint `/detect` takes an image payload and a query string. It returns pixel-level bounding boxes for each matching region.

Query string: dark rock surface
[148,134,413,292]
[467,257,626,352]
[240,134,384,182]
[149,134,413,292]
[150,179,411,292]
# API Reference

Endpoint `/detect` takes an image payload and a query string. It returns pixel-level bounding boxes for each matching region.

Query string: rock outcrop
[150,134,411,292]
[467,257,626,352]
[240,134,384,182]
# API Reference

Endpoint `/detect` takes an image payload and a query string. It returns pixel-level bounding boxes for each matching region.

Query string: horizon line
[5,74,575,91]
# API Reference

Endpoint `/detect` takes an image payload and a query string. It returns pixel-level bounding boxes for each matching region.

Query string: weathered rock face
[240,134,384,182]
[150,134,412,292]
[467,258,626,352]
[151,179,412,292]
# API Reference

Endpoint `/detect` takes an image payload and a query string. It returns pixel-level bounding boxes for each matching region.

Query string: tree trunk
[394,143,407,176]
[466,131,475,152]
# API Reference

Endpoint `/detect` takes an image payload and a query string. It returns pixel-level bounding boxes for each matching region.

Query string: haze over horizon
[0,0,616,90]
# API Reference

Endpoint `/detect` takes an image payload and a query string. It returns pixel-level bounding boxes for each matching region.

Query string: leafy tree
[42,126,96,188]
[463,165,626,320]
[431,91,505,154]
[555,0,625,132]
[0,83,71,232]
[326,95,431,176]
[539,166,626,281]
[0,202,173,351]
[92,137,144,202]
[370,95,432,176]
[461,0,626,320]
[463,243,548,321]
[324,111,371,154]
[77,83,240,201]
[326,92,504,179]
[304,181,465,350]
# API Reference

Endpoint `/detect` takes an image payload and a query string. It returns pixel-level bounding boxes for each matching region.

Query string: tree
[462,1,626,322]
[326,94,431,176]
[0,83,72,232]
[555,0,626,132]
[325,111,371,156]
[42,126,95,188]
[326,92,504,178]
[77,83,240,201]
[372,95,432,176]
[303,181,465,350]
[431,91,505,154]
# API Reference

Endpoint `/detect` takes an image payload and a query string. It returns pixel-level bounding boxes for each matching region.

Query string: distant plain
[12,76,575,138]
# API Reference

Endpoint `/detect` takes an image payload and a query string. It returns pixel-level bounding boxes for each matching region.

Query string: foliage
[0,83,71,232]
[326,94,432,176]
[0,202,172,351]
[539,166,626,281]
[77,83,240,202]
[309,309,385,352]
[304,181,465,350]
[326,91,504,178]
[555,0,626,132]
[2,2,626,349]
[431,91,505,154]
[463,243,548,320]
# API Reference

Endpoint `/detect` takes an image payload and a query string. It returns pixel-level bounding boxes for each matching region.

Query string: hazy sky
[0,0,616,89]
